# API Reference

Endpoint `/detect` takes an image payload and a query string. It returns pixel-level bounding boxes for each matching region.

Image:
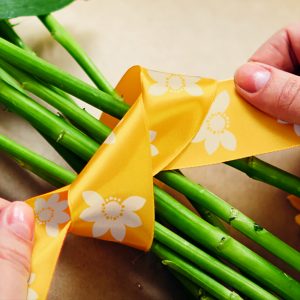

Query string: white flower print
[148,70,203,96]
[34,194,70,237]
[192,91,237,154]
[277,119,300,136]
[80,191,145,242]
[27,273,38,300]
[104,132,116,144]
[149,130,159,156]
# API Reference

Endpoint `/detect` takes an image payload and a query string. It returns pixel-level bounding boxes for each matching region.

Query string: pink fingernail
[235,63,271,93]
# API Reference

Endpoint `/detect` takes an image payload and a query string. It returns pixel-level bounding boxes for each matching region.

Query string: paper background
[0,0,300,298]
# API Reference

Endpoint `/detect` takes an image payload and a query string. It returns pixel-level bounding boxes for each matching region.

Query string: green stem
[0,19,76,103]
[0,19,86,171]
[177,170,227,233]
[155,222,276,300]
[154,185,300,300]
[0,58,111,143]
[152,242,242,300]
[171,271,214,300]
[4,26,299,197]
[1,42,299,273]
[38,14,122,101]
[0,80,98,161]
[0,134,76,185]
[1,27,300,284]
[39,131,86,173]
[0,20,33,52]
[2,28,300,198]
[226,157,300,196]
[0,132,296,299]
[0,59,86,173]
[0,37,129,119]
[156,170,300,272]
[192,201,228,234]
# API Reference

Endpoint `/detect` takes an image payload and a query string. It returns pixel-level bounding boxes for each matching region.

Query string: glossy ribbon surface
[25,66,300,299]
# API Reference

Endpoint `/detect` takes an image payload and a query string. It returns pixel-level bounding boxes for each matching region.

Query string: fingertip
[0,201,34,241]
[234,63,271,94]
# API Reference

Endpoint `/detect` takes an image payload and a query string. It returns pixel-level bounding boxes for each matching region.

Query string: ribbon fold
[25,66,300,299]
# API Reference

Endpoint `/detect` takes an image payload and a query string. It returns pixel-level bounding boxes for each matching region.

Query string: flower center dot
[103,200,123,220]
[36,207,54,224]
[207,113,229,134]
[166,75,185,92]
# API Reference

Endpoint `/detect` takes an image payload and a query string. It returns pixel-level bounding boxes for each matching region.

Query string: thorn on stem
[216,236,230,250]
[253,223,264,232]
[228,207,238,223]
[56,130,65,142]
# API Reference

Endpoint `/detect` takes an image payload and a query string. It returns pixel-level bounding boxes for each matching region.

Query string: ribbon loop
[25,66,300,299]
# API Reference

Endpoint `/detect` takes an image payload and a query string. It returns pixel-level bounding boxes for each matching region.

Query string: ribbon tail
[26,188,71,300]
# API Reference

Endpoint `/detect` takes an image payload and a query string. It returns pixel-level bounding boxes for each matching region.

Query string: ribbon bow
[25,66,300,299]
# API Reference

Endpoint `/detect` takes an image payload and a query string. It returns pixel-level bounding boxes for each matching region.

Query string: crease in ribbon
[25,66,300,300]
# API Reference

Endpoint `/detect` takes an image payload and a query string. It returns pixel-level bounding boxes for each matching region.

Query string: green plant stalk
[1,14,298,298]
[36,14,300,199]
[0,58,111,143]
[156,170,300,272]
[0,134,76,185]
[171,271,214,300]
[0,60,86,173]
[225,156,300,195]
[0,37,129,119]
[0,135,241,298]
[39,131,86,173]
[1,48,299,275]
[0,20,32,52]
[2,33,300,197]
[0,19,75,103]
[2,31,300,197]
[0,66,25,93]
[154,185,300,300]
[176,170,227,234]
[192,201,228,234]
[0,25,225,233]
[0,132,295,299]
[154,222,276,300]
[0,80,99,161]
[38,14,123,101]
[0,20,88,171]
[152,242,242,300]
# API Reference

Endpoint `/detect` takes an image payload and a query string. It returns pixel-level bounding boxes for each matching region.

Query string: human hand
[0,198,34,300]
[234,24,300,123]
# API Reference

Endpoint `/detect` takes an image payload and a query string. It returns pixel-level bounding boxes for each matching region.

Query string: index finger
[250,23,300,73]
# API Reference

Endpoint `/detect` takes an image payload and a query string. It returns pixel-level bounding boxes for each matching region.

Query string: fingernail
[1,202,34,241]
[235,63,271,93]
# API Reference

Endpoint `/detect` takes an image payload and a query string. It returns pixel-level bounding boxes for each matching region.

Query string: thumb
[0,201,34,300]
[234,62,300,123]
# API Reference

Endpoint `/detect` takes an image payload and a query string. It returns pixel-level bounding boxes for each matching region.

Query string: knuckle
[276,77,300,114]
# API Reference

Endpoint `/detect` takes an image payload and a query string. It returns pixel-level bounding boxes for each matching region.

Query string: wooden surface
[0,0,300,298]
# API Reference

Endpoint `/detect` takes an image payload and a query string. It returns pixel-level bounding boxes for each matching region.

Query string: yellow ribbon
[25,66,300,299]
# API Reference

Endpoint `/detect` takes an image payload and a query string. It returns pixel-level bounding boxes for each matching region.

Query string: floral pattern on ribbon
[27,273,38,300]
[34,194,70,237]
[80,191,146,241]
[147,70,203,96]
[192,91,236,154]
[149,130,159,156]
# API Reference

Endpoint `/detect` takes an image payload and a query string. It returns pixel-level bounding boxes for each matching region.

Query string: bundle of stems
[0,16,299,299]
